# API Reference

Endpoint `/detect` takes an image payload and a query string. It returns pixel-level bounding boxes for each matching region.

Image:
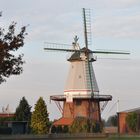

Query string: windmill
[44,8,129,131]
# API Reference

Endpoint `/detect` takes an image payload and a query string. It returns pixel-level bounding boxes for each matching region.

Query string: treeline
[0,96,103,134]
[104,113,138,133]
[51,117,102,134]
[0,97,50,134]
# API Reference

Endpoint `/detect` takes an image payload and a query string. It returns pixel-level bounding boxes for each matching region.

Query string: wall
[118,112,128,134]
[63,99,100,121]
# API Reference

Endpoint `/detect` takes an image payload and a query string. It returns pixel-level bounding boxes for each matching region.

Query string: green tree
[126,112,138,132]
[56,125,63,133]
[15,97,31,133]
[15,97,31,121]
[63,125,69,133]
[69,117,90,133]
[106,114,118,126]
[51,125,56,133]
[0,17,27,84]
[31,97,49,134]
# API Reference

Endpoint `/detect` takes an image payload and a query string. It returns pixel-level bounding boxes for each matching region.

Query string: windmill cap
[67,47,92,61]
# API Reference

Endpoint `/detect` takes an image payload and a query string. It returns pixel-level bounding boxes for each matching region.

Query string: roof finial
[72,36,80,50]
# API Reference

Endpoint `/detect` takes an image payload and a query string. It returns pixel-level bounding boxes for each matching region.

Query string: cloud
[1,0,140,41]
[110,0,140,8]
[94,13,140,39]
[0,0,140,120]
[94,0,140,9]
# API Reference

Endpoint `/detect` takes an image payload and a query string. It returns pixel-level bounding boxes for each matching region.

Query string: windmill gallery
[44,8,129,132]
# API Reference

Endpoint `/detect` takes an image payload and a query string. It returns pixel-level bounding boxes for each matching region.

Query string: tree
[15,97,31,122]
[126,112,138,132]
[56,125,63,133]
[69,117,90,133]
[63,125,69,133]
[0,18,27,84]
[31,97,49,134]
[106,114,118,126]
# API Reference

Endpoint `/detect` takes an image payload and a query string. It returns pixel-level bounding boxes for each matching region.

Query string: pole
[117,100,119,113]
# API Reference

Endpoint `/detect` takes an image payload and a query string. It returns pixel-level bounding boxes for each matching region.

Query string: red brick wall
[0,113,15,118]
[118,112,128,134]
[63,102,74,118]
[63,99,100,121]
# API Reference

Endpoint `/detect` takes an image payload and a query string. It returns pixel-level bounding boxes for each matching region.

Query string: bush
[51,125,56,133]
[69,117,89,133]
[63,125,69,133]
[92,122,102,133]
[126,112,138,132]
[56,125,63,133]
[69,117,102,133]
[51,125,69,133]
[106,114,118,126]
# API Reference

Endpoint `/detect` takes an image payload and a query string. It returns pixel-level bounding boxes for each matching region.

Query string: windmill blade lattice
[91,50,130,55]
[44,8,130,132]
[83,8,92,49]
[44,45,130,55]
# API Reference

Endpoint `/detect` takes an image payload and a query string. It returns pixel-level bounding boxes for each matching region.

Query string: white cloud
[94,13,140,39]
[1,0,140,41]
[109,0,140,8]
[94,0,140,9]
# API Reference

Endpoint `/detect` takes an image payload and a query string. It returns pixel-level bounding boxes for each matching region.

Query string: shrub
[69,117,89,133]
[126,112,138,132]
[56,125,63,133]
[63,125,69,133]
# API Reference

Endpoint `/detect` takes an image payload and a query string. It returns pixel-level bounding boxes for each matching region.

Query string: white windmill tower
[44,8,129,128]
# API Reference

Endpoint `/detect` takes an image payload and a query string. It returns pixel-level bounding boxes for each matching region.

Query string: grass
[108,136,140,140]
[109,138,140,140]
[0,134,140,140]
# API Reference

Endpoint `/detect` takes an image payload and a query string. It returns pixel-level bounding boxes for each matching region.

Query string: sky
[0,0,140,120]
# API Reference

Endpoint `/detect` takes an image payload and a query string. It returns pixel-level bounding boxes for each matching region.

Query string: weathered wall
[118,112,128,134]
[63,99,100,121]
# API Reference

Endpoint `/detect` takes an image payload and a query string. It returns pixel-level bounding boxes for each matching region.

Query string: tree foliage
[106,114,118,126]
[31,97,49,134]
[15,97,31,122]
[0,20,27,84]
[69,117,102,133]
[63,125,69,133]
[126,112,138,132]
[69,117,90,133]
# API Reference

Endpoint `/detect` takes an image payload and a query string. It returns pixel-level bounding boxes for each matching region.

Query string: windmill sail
[83,8,95,97]
[44,46,130,55]
[44,8,129,100]
[83,8,92,48]
[45,8,130,129]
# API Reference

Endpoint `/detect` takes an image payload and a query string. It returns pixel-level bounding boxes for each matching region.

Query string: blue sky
[0,0,140,120]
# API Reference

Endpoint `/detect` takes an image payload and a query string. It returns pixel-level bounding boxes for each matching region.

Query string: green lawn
[109,138,140,140]
[108,136,140,140]
[0,135,140,140]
